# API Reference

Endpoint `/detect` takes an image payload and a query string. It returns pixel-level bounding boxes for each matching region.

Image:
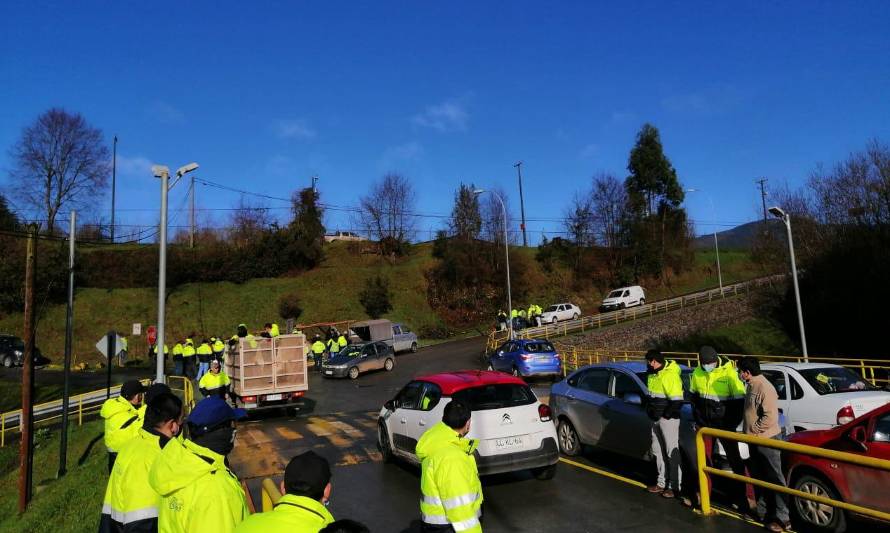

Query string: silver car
[322,341,395,379]
[391,323,418,353]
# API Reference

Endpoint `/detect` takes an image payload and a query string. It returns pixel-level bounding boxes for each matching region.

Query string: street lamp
[686,188,722,292]
[474,189,514,340]
[152,162,199,383]
[769,206,808,360]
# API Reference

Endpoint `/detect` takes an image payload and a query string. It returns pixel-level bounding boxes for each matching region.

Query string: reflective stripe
[452,515,481,531]
[695,392,730,401]
[102,504,158,524]
[649,392,666,398]
[421,512,449,525]
[668,395,684,401]
[422,492,480,509]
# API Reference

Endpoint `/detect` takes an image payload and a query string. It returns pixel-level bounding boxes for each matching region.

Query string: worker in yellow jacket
[199,360,231,398]
[100,380,145,472]
[416,400,483,533]
[149,396,249,532]
[235,451,335,532]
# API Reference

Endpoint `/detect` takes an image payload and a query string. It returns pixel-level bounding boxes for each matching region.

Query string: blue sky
[2,1,889,243]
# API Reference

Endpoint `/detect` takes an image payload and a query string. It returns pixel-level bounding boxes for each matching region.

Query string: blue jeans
[173,357,183,376]
[196,361,210,381]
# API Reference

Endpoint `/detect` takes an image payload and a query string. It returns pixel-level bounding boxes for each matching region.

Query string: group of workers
[496,303,544,331]
[309,328,349,370]
[645,346,790,532]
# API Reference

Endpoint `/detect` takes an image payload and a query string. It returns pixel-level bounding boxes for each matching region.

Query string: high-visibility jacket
[197,343,213,363]
[100,428,169,532]
[234,493,334,532]
[172,343,184,360]
[689,355,746,428]
[518,309,526,318]
[199,371,231,397]
[269,324,280,337]
[311,341,326,355]
[148,437,248,533]
[337,335,347,348]
[327,338,340,354]
[646,360,685,421]
[416,422,483,533]
[100,396,142,453]
[182,343,196,358]
[510,309,518,318]
[527,305,535,318]
[151,344,169,357]
[213,338,226,352]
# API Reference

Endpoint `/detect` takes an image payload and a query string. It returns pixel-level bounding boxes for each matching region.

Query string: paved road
[231,338,756,532]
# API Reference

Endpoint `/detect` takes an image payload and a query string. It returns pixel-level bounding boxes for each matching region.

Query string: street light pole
[513,162,528,247]
[769,206,808,361]
[475,189,513,340]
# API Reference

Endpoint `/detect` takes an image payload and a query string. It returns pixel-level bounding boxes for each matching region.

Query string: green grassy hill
[0,241,761,368]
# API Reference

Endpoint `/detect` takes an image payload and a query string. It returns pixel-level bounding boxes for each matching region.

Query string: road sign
[95,332,126,359]
[147,326,157,346]
[132,323,142,336]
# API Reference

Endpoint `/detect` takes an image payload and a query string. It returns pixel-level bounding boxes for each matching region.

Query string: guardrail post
[78,398,82,426]
[573,348,578,370]
[1,413,4,447]
[696,429,712,516]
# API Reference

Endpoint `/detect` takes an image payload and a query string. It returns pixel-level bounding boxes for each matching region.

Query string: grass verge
[657,317,799,356]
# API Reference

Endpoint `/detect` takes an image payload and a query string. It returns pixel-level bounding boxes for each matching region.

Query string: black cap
[120,380,146,399]
[284,451,332,499]
[645,349,665,366]
[144,382,172,404]
[699,346,719,365]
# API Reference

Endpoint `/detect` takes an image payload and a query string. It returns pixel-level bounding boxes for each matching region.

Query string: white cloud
[115,155,155,176]
[276,119,317,140]
[412,99,469,132]
[147,101,185,124]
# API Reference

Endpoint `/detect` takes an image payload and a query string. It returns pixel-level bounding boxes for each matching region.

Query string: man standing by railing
[644,349,684,499]
[738,356,790,533]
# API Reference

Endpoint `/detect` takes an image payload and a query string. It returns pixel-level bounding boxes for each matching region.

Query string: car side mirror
[624,393,643,406]
[497,351,503,355]
[849,426,868,451]
[384,399,395,411]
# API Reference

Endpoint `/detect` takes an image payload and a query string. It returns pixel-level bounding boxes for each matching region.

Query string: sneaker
[661,489,676,499]
[646,485,665,494]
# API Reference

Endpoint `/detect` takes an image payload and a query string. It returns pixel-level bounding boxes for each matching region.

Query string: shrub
[359,276,393,319]
[278,292,303,321]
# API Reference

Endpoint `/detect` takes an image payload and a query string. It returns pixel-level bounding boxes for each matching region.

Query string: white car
[761,363,890,432]
[540,303,582,324]
[599,285,646,312]
[377,370,560,479]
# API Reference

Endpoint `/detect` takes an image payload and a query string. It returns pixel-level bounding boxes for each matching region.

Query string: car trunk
[849,392,890,417]
[453,384,543,456]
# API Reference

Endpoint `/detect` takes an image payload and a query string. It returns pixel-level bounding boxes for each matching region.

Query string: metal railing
[261,478,282,512]
[696,427,890,523]
[486,275,782,353]
[0,375,195,447]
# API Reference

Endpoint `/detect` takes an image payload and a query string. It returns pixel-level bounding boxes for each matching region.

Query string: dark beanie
[699,346,719,364]
[120,380,146,399]
[644,349,665,366]
[284,451,331,500]
[145,383,172,404]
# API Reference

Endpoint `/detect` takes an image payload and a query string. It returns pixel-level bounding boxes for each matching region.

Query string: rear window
[798,367,877,395]
[451,384,536,411]
[525,341,555,353]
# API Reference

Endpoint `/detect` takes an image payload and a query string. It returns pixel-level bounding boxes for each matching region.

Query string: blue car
[488,339,562,378]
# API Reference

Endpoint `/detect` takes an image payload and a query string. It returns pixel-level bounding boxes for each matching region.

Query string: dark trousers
[685,433,751,508]
[108,452,117,473]
[183,357,196,379]
[750,437,790,523]
[173,356,183,376]
[421,524,454,532]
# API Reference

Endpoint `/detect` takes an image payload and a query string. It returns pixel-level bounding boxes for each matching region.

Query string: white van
[599,285,645,312]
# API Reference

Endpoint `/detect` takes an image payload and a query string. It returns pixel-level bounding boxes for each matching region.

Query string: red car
[783,402,890,532]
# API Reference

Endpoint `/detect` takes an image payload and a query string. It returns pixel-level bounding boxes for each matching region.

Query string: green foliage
[625,123,684,215]
[359,275,393,319]
[277,291,303,321]
[281,187,326,270]
[656,318,798,356]
[0,194,19,231]
[450,183,482,240]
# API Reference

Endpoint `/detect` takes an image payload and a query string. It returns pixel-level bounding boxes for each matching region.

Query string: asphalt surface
[230,337,757,533]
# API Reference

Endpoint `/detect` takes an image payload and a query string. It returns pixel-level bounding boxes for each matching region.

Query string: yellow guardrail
[0,375,196,447]
[261,477,282,512]
[695,427,890,523]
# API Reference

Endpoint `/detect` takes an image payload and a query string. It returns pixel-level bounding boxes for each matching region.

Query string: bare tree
[480,186,514,245]
[358,173,417,255]
[591,172,626,248]
[8,108,110,234]
[563,191,596,271]
[228,195,272,247]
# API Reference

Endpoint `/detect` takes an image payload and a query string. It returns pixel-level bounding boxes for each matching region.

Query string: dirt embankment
[560,294,756,350]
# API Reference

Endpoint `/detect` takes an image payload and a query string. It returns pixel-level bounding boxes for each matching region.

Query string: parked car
[540,303,581,324]
[599,286,646,312]
[488,339,562,378]
[0,334,49,368]
[323,231,367,242]
[322,341,394,379]
[391,323,418,353]
[783,403,890,533]
[377,370,560,479]
[761,363,890,433]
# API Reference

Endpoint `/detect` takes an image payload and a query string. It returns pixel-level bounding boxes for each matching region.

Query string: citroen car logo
[501,413,512,425]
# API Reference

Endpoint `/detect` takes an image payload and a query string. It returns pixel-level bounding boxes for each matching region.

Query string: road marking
[275,426,302,440]
[558,457,646,489]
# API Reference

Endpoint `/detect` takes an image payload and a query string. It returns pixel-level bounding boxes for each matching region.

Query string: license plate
[325,370,333,375]
[494,436,525,450]
[536,356,552,362]
[266,394,282,401]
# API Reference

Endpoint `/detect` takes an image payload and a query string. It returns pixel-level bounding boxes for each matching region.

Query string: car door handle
[400,418,407,424]
[419,420,426,426]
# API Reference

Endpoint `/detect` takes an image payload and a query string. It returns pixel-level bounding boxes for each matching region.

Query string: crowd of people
[495,303,544,331]
[644,346,790,532]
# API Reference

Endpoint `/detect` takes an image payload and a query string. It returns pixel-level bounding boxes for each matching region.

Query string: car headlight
[14,350,22,356]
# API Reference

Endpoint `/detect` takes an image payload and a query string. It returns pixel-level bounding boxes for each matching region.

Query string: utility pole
[756,178,768,221]
[58,211,76,478]
[111,136,117,242]
[514,161,528,247]
[189,174,196,249]
[19,225,37,513]
[312,175,319,194]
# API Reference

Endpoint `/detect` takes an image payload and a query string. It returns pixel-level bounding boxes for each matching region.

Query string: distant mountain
[693,220,780,250]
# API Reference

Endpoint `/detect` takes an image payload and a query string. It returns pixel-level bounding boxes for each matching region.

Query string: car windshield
[545,305,558,312]
[451,384,536,411]
[607,290,623,298]
[525,341,555,353]
[798,367,877,395]
[339,346,362,358]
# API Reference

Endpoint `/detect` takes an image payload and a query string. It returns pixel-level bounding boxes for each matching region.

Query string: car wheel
[572,313,579,320]
[378,422,394,463]
[551,317,558,324]
[792,474,846,532]
[511,366,521,377]
[532,463,557,480]
[410,342,418,353]
[348,366,360,380]
[620,302,626,310]
[557,419,581,456]
[384,358,394,371]
[2,356,12,368]
[639,298,645,306]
